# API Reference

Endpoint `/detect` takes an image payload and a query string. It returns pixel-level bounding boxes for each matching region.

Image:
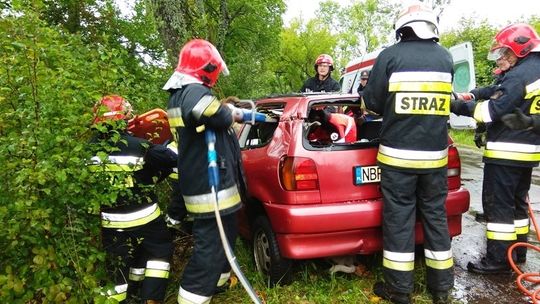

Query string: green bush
[0,9,169,303]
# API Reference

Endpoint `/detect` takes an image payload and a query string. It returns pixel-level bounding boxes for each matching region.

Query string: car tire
[252,216,292,286]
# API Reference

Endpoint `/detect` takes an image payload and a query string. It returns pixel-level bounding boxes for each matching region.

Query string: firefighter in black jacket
[455,68,505,148]
[89,95,177,304]
[301,54,341,93]
[451,23,540,274]
[363,4,454,304]
[163,39,246,304]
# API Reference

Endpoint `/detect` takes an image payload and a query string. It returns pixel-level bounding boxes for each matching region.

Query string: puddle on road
[452,212,540,304]
[453,269,530,304]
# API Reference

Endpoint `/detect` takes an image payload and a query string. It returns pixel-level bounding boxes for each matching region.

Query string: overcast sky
[283,0,540,33]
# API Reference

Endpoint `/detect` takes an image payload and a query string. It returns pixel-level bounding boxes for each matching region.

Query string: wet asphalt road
[451,145,540,304]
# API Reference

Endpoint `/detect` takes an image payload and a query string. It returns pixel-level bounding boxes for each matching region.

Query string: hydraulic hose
[205,130,262,304]
[507,196,540,303]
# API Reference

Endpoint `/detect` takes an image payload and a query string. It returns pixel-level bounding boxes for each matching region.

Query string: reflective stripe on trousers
[178,287,211,304]
[380,168,453,293]
[482,163,531,263]
[145,260,170,279]
[103,284,128,302]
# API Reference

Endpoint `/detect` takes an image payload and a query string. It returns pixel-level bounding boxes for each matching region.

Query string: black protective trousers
[482,163,531,263]
[180,212,238,297]
[102,217,173,301]
[380,167,454,294]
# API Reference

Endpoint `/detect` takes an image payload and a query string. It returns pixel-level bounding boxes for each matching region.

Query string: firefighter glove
[450,99,476,116]
[474,132,486,148]
[473,123,487,148]
[501,108,533,130]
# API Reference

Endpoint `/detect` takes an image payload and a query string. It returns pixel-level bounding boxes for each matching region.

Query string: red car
[237,93,470,284]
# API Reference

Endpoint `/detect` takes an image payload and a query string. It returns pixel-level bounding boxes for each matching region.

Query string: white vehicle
[340,49,382,94]
[340,42,477,129]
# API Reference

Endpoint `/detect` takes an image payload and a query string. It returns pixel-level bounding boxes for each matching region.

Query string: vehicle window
[305,102,381,150]
[238,122,278,149]
[238,104,282,149]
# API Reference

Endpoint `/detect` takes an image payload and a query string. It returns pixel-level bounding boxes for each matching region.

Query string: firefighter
[357,70,370,94]
[163,39,246,304]
[301,54,341,93]
[89,95,177,304]
[362,3,454,304]
[455,68,506,149]
[451,23,540,274]
[307,108,357,143]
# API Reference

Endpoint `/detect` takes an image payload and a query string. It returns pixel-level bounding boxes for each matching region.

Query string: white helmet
[394,3,439,41]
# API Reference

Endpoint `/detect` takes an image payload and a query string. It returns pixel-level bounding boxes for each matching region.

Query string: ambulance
[339,42,477,129]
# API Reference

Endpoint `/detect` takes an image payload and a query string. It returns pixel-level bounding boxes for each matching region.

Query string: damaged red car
[236,93,470,285]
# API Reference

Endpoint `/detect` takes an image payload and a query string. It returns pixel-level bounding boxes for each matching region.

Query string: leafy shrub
[0,8,170,303]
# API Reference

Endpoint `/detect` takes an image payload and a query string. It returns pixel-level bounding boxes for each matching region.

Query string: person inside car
[307,108,356,144]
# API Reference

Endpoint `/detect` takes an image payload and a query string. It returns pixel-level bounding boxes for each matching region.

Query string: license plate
[354,166,381,185]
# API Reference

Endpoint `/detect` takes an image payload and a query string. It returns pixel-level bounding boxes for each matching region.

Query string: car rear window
[305,101,381,150]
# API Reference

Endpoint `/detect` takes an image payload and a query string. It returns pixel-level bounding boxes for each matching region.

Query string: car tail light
[279,156,319,191]
[447,145,461,190]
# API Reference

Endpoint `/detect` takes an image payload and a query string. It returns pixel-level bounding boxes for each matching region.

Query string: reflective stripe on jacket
[363,39,453,171]
[471,54,540,167]
[167,83,243,218]
[89,132,177,225]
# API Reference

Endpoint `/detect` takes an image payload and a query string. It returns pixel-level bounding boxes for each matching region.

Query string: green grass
[449,128,476,147]
[161,130,476,304]
[163,238,460,304]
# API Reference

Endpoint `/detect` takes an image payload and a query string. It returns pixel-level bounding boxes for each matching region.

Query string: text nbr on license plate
[354,165,381,185]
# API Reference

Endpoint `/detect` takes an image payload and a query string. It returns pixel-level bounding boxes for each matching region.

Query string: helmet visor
[487,46,509,61]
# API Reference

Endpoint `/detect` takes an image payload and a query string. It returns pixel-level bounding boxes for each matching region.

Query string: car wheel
[252,216,292,285]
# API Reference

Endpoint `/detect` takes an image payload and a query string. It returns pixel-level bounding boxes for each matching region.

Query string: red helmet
[174,39,229,87]
[92,95,133,124]
[314,54,334,71]
[488,23,540,60]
